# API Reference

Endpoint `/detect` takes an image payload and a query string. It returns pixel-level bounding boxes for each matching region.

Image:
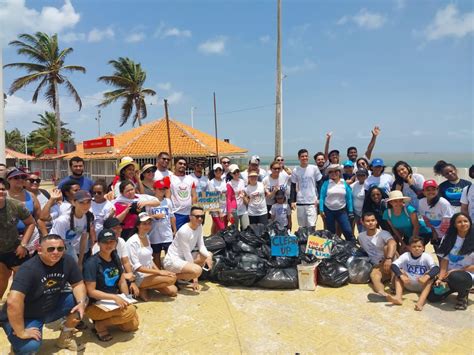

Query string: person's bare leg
[153,253,161,269]
[0,263,12,299]
[386,277,403,305]
[139,274,176,300]
[157,285,178,297]
[415,279,434,311]
[175,262,202,280]
[370,268,387,296]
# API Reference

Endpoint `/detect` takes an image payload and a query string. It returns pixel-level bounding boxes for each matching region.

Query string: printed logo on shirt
[449,253,464,263]
[103,267,120,287]
[407,264,428,276]
[176,184,190,200]
[445,187,463,201]
[422,211,442,227]
[41,272,65,294]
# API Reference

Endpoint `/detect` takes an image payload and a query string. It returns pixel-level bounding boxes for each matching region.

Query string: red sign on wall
[42,143,65,156]
[83,138,115,153]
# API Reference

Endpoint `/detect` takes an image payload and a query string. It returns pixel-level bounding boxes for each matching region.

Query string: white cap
[138,212,152,222]
[213,163,223,171]
[228,164,240,173]
[250,155,260,164]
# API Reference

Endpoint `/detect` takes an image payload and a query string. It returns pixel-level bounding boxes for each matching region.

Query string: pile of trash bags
[202,223,373,289]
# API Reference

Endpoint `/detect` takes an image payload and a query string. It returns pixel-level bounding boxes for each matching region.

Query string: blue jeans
[2,292,75,354]
[324,207,354,241]
[175,213,190,232]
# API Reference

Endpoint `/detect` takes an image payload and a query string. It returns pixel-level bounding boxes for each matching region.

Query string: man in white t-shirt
[190,161,209,194]
[358,212,397,297]
[460,165,474,220]
[163,206,213,291]
[170,157,197,231]
[154,152,173,181]
[290,149,322,228]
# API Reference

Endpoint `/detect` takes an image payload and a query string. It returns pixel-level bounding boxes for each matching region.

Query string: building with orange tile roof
[30,118,248,182]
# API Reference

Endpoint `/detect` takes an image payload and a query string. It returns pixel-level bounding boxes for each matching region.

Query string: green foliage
[28,112,74,156]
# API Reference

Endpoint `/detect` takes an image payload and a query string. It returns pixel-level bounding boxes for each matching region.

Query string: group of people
[0,125,472,353]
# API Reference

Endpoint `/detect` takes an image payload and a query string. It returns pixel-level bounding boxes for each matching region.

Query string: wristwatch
[78,296,89,305]
[20,243,28,250]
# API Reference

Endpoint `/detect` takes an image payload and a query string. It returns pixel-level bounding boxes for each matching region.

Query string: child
[147,179,176,268]
[351,168,368,233]
[270,190,292,231]
[387,237,439,311]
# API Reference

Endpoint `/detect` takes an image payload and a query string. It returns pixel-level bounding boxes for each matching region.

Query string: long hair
[438,212,474,257]
[391,161,413,187]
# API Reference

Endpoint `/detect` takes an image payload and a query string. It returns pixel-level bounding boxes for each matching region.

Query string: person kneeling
[386,237,439,311]
[163,206,213,291]
[126,213,177,301]
[84,229,139,342]
[1,234,87,353]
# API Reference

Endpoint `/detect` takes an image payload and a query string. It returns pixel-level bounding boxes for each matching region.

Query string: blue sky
[1,0,473,157]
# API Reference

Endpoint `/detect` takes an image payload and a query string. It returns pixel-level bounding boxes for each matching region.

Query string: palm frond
[120,98,134,126]
[64,79,83,110]
[8,73,46,95]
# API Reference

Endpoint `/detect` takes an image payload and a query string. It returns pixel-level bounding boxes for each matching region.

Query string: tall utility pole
[95,109,102,136]
[274,0,282,157]
[0,48,5,164]
[164,99,173,169]
[191,106,196,128]
[213,93,219,160]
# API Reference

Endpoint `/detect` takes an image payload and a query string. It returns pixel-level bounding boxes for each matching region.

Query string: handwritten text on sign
[197,191,221,212]
[305,236,333,259]
[271,236,299,257]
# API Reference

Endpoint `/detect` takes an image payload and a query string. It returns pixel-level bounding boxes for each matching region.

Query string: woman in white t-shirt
[244,171,268,225]
[418,179,453,249]
[428,213,474,310]
[90,181,115,236]
[263,161,290,215]
[364,158,394,195]
[226,164,249,231]
[391,161,425,211]
[125,212,178,301]
[208,163,228,234]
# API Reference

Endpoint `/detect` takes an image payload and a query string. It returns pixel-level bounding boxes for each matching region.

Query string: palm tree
[5,128,25,152]
[29,112,74,156]
[4,32,85,177]
[98,57,156,126]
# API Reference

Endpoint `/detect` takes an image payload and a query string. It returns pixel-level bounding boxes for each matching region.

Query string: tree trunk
[54,81,62,184]
[136,98,142,126]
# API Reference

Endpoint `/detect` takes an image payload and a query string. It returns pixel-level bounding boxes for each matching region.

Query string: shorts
[404,280,424,293]
[296,204,317,228]
[151,242,172,254]
[163,252,199,274]
[0,250,29,269]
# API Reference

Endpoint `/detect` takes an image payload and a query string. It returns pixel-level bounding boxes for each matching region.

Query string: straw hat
[386,190,411,203]
[116,159,139,175]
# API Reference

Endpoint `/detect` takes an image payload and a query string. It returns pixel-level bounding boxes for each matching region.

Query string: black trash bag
[295,226,316,245]
[312,229,344,245]
[266,221,288,237]
[201,255,230,281]
[256,244,272,260]
[204,235,226,254]
[224,249,239,267]
[233,240,258,255]
[298,244,318,264]
[317,259,349,288]
[240,229,266,247]
[331,241,365,265]
[238,253,267,271]
[217,269,263,287]
[257,267,299,289]
[221,226,239,245]
[347,257,372,284]
[268,256,299,269]
[248,223,267,237]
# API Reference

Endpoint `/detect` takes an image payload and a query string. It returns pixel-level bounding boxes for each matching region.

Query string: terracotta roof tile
[6,148,34,160]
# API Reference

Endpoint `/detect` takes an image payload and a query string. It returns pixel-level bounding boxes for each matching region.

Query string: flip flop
[92,328,113,342]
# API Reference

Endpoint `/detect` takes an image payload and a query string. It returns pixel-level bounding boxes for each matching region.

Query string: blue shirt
[58,175,94,191]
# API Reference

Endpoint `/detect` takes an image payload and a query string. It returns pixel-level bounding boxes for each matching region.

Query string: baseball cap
[356,168,369,176]
[328,149,340,157]
[103,217,121,229]
[153,179,169,189]
[213,163,223,171]
[250,155,260,164]
[98,229,117,243]
[138,212,152,222]
[228,164,240,173]
[342,160,354,167]
[371,158,385,167]
[423,179,438,189]
[73,190,92,202]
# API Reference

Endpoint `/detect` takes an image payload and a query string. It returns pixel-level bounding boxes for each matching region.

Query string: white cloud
[154,22,192,39]
[166,92,183,105]
[198,36,227,55]
[157,82,172,91]
[125,32,145,43]
[337,9,386,30]
[259,35,270,43]
[88,27,114,42]
[125,32,146,43]
[422,4,474,41]
[0,0,80,45]
[4,95,50,124]
[62,31,85,43]
[284,58,316,74]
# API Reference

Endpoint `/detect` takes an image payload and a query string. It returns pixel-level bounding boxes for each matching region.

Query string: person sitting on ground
[428,213,473,310]
[0,178,36,299]
[163,206,213,291]
[358,212,397,297]
[84,229,139,342]
[387,237,439,311]
[126,212,177,301]
[270,190,292,231]
[391,161,425,211]
[91,217,140,296]
[382,190,432,252]
[0,234,88,353]
[433,160,471,212]
[148,179,176,268]
[460,165,474,221]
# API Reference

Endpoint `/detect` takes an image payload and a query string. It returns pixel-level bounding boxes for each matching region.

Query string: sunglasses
[214,168,223,172]
[191,214,205,219]
[276,159,284,162]
[272,168,281,171]
[92,191,103,195]
[27,178,41,184]
[46,246,65,253]
[144,169,154,174]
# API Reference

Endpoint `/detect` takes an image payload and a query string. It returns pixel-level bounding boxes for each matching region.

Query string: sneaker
[56,330,85,351]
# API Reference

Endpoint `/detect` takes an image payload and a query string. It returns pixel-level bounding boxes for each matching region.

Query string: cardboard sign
[197,191,222,212]
[271,235,299,257]
[305,235,333,259]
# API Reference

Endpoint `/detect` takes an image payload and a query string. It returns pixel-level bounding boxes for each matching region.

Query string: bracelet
[385,257,392,260]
